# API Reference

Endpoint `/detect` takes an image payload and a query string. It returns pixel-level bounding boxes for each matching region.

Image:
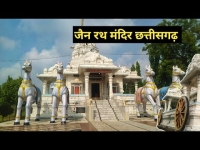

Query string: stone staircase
[108,100,124,121]
[93,100,124,121]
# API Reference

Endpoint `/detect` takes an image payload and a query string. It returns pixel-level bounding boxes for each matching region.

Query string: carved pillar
[46,82,50,94]
[197,74,200,102]
[108,73,113,100]
[119,79,124,94]
[84,72,90,96]
[134,81,138,93]
[42,80,47,94]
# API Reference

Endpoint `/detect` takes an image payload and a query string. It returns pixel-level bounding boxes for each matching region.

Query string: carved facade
[35,43,142,118]
[181,54,200,131]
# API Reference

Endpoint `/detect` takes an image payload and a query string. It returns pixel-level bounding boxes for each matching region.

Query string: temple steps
[94,100,124,121]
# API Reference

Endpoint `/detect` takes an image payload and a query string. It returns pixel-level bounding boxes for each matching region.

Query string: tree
[0,101,14,121]
[126,62,144,94]
[129,63,136,93]
[1,76,22,105]
[1,76,23,118]
[135,61,144,88]
[131,63,136,71]
[0,85,2,102]
[123,83,129,94]
[142,19,200,88]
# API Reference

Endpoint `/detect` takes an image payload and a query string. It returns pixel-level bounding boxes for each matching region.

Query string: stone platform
[0,116,162,131]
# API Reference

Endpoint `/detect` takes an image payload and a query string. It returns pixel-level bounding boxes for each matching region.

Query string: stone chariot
[157,54,200,131]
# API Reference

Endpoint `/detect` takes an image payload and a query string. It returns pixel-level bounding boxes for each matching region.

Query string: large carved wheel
[174,96,189,131]
[157,108,163,126]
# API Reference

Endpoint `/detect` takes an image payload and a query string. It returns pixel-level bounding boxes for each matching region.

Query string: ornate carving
[186,54,200,74]
[120,66,130,73]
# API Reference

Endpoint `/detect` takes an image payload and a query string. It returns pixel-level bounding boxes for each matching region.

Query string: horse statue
[50,85,69,120]
[54,99,69,120]
[50,62,69,124]
[135,65,160,121]
[14,60,42,125]
[158,65,185,112]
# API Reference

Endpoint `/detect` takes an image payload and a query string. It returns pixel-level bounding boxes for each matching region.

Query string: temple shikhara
[33,20,143,121]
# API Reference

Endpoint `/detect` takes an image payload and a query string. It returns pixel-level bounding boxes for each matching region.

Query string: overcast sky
[0,19,163,89]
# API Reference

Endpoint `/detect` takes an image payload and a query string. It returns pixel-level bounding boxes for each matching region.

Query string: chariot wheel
[157,108,163,126]
[174,96,189,131]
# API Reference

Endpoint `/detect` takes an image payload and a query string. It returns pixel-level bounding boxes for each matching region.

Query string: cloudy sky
[0,19,163,89]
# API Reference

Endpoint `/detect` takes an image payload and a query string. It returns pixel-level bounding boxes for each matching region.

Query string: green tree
[0,101,14,121]
[142,19,200,88]
[123,83,129,94]
[131,63,136,71]
[125,62,144,94]
[129,63,136,94]
[1,76,23,118]
[1,76,22,105]
[0,85,2,102]
[135,61,144,88]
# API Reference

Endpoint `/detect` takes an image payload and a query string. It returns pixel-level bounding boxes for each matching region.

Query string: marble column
[84,72,90,96]
[108,73,113,100]
[119,80,124,94]
[42,80,47,94]
[134,81,138,93]
[46,82,50,94]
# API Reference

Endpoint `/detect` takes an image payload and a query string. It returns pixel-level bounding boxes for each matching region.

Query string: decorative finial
[81,19,84,26]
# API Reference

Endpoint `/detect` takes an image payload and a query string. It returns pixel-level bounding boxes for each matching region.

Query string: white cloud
[0,62,22,84]
[0,36,19,50]
[1,19,145,88]
[17,19,135,53]
[114,51,150,79]
[18,46,73,89]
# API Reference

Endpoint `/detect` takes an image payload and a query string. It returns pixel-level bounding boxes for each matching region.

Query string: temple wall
[31,94,88,119]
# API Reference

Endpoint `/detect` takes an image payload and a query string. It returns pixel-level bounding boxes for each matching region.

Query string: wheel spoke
[181,113,185,120]
[177,119,180,127]
[179,117,182,126]
[180,105,185,111]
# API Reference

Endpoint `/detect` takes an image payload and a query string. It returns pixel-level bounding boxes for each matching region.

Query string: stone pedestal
[184,103,200,131]
[184,74,200,131]
[85,105,94,121]
[124,105,129,120]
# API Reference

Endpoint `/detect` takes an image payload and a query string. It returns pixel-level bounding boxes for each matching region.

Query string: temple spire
[81,19,84,26]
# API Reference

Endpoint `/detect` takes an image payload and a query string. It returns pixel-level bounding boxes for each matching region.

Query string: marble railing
[31,94,88,119]
[112,93,153,116]
[42,94,88,105]
[113,93,135,104]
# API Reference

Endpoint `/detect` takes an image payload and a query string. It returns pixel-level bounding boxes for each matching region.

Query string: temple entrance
[91,83,100,99]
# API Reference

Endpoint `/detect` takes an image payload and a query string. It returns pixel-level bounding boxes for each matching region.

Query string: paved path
[0,116,162,131]
[90,117,161,131]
